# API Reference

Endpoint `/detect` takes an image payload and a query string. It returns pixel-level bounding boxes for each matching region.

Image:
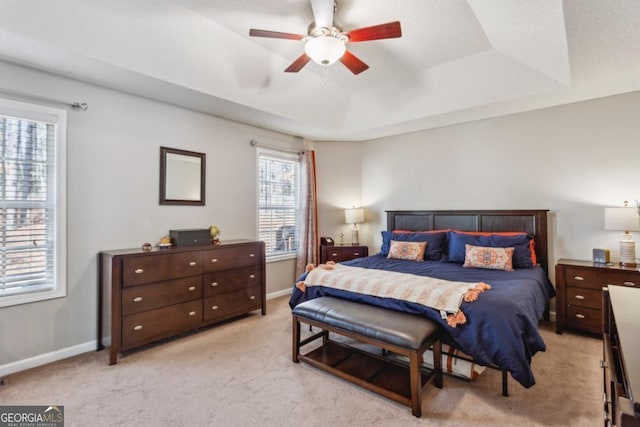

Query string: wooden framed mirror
[159,146,206,206]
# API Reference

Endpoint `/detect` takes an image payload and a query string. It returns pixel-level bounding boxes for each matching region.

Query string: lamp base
[351,229,359,246]
[619,239,636,267]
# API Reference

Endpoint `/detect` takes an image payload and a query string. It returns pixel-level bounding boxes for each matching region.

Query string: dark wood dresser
[603,285,640,427]
[98,239,265,364]
[319,244,368,264]
[555,259,640,334]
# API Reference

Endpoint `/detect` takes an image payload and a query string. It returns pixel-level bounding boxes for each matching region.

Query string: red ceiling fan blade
[339,50,369,75]
[346,21,402,42]
[285,54,311,72]
[249,29,305,40]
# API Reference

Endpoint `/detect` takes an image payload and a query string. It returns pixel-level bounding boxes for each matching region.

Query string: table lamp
[344,207,365,246]
[604,201,640,266]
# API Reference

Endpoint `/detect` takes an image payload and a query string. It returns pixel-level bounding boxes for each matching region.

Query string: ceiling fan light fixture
[304,36,346,66]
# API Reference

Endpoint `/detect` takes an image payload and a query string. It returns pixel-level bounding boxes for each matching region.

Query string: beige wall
[315,91,640,275]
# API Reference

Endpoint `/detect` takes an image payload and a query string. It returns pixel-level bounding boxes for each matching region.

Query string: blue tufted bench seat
[292,296,443,417]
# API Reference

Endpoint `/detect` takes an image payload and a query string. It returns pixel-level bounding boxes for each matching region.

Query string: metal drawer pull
[188,311,196,316]
[211,305,218,310]
[332,253,337,256]
[354,252,359,256]
[623,281,636,286]
[188,286,196,291]
[210,258,218,263]
[249,274,255,279]
[250,295,256,300]
[574,295,585,300]
[133,297,143,302]
[134,268,144,274]
[575,314,586,319]
[133,325,143,331]
[189,261,197,266]
[249,253,255,257]
[211,282,218,287]
[573,276,584,281]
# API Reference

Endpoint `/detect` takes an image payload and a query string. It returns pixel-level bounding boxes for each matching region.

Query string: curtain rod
[0,88,88,111]
[250,139,305,155]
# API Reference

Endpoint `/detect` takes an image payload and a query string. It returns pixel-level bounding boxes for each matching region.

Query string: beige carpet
[1,295,602,427]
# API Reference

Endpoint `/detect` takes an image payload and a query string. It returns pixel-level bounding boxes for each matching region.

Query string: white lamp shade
[604,207,640,232]
[304,36,346,65]
[345,208,365,225]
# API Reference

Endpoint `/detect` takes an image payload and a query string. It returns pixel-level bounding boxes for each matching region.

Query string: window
[258,149,300,260]
[0,98,66,307]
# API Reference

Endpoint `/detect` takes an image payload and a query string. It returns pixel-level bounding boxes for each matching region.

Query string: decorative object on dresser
[555,259,640,335]
[319,244,368,264]
[602,285,640,426]
[98,240,265,365]
[344,207,365,245]
[592,248,611,264]
[209,225,221,243]
[169,228,211,246]
[604,201,640,267]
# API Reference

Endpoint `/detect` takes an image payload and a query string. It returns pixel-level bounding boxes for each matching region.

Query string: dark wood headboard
[386,210,550,274]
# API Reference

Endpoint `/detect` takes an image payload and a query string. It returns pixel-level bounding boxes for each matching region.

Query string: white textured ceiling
[1,0,639,141]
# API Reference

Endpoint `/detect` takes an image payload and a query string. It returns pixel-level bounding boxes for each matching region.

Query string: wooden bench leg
[432,340,443,389]
[502,370,508,397]
[409,352,422,417]
[292,315,300,363]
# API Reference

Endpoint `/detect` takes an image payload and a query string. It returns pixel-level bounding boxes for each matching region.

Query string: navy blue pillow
[379,231,448,261]
[447,231,534,268]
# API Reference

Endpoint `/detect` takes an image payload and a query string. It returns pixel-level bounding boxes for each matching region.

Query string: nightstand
[319,245,368,264]
[555,259,640,335]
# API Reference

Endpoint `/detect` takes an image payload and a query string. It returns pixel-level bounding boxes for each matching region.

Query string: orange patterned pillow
[463,244,514,271]
[387,240,427,261]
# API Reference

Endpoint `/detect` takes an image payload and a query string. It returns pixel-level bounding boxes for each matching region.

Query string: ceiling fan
[249,0,402,75]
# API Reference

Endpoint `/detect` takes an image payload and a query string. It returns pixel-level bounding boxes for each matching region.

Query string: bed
[289,209,555,390]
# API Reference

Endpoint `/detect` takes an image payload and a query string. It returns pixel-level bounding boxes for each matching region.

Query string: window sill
[266,253,297,263]
[0,287,66,308]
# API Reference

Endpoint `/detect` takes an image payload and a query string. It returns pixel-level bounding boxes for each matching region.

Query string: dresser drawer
[123,252,203,286]
[203,266,261,297]
[564,267,614,291]
[122,276,202,316]
[565,305,601,334]
[566,286,601,310]
[203,286,262,323]
[203,243,262,272]
[321,245,368,263]
[121,300,202,349]
[599,271,640,288]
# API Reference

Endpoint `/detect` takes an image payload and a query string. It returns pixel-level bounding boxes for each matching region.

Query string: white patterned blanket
[298,263,490,327]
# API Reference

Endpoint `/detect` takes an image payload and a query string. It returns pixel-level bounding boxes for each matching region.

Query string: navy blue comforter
[289,255,555,388]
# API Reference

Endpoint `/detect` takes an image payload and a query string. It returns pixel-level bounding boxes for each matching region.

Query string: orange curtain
[296,150,318,278]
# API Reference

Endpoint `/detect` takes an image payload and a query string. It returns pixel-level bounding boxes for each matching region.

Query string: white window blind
[0,99,66,307]
[258,150,300,259]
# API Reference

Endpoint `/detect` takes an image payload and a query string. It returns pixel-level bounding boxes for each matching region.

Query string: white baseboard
[267,288,292,300]
[0,341,97,377]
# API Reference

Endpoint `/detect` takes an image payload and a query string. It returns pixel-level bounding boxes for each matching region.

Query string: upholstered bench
[292,296,443,417]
